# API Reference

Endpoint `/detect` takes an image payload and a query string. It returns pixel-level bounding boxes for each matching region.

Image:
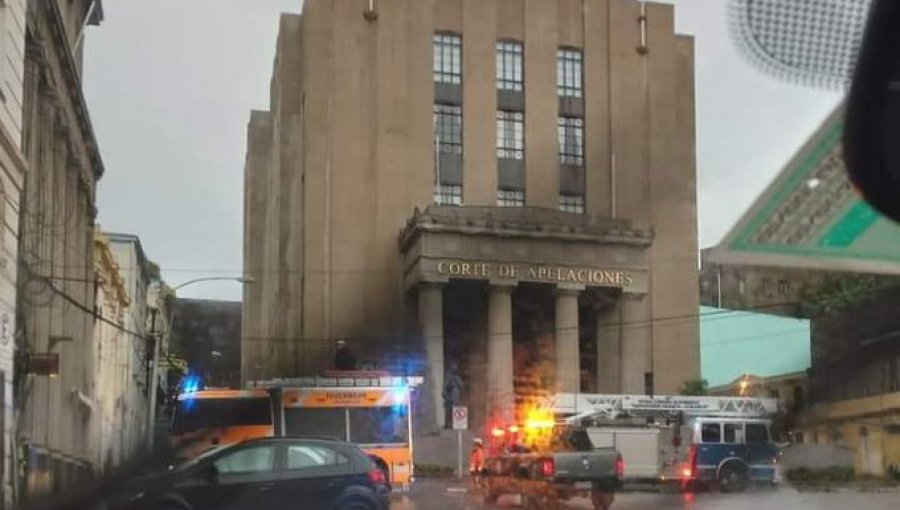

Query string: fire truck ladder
[250,373,424,389]
[542,393,779,424]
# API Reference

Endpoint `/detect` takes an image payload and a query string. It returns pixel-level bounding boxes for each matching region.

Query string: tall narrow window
[496,41,523,91]
[559,194,584,214]
[557,117,584,166]
[434,104,462,155]
[496,111,524,160]
[557,48,583,97]
[434,184,463,206]
[433,33,462,84]
[433,104,462,206]
[497,189,524,207]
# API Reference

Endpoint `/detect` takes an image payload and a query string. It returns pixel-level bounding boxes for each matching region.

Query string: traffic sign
[452,406,468,430]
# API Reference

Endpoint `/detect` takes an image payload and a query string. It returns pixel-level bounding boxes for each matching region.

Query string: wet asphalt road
[391,479,900,510]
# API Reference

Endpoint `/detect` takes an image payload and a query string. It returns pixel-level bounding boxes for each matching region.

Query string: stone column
[620,294,651,394]
[555,285,583,393]
[487,283,515,424]
[596,300,622,393]
[418,282,445,429]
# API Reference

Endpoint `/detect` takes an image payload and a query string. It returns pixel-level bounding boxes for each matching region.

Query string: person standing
[469,438,486,488]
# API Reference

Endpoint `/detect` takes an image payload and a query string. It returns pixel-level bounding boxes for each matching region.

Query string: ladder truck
[540,393,780,493]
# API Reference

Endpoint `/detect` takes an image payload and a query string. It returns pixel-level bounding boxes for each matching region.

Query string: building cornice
[28,0,105,182]
[0,120,27,190]
[399,205,653,253]
[94,232,130,307]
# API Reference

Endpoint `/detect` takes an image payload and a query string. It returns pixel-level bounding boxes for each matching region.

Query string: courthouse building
[243,0,700,431]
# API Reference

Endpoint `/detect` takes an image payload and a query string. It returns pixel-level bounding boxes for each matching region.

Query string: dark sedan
[114,437,390,510]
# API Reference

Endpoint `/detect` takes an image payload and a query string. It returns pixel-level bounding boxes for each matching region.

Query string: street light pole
[146,275,255,452]
[171,276,256,292]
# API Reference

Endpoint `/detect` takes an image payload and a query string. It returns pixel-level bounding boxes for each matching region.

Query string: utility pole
[146,305,161,452]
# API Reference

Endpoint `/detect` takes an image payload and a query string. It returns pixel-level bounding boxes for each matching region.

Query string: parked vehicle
[482,426,622,510]
[688,417,779,492]
[111,437,390,510]
[546,393,780,492]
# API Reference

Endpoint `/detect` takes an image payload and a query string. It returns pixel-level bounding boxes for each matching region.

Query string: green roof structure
[707,106,900,274]
[700,306,810,388]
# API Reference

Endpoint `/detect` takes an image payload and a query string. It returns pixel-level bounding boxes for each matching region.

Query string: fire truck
[540,393,780,492]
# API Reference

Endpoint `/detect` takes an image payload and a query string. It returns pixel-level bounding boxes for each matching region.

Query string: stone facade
[91,231,131,472]
[15,0,104,500]
[103,233,156,461]
[243,0,700,434]
[0,1,27,506]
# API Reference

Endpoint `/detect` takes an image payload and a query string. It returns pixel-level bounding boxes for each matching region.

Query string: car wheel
[718,463,750,493]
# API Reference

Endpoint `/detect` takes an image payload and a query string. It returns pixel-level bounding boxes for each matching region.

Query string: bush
[785,467,812,483]
[785,466,854,484]
[823,466,855,483]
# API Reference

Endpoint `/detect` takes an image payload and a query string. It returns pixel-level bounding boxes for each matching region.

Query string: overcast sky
[82,0,842,301]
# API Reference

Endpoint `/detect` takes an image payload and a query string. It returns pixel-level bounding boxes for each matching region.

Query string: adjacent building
[91,231,173,474]
[15,0,104,500]
[243,0,700,434]
[802,285,900,476]
[700,105,900,476]
[171,299,241,389]
[0,1,28,506]
[92,231,131,472]
[102,233,157,462]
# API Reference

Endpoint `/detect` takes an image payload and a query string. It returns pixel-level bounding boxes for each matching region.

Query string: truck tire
[591,489,615,510]
[718,462,750,493]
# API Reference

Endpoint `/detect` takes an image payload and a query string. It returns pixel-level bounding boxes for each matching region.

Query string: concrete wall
[244,0,699,391]
[242,111,271,383]
[803,405,900,476]
[0,0,26,143]
[92,233,132,472]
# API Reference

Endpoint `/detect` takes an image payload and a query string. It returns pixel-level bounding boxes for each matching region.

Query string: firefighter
[469,438,486,488]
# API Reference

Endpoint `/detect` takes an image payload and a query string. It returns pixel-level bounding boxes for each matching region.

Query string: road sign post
[452,406,468,479]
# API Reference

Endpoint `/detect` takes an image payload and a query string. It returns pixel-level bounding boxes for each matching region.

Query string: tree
[679,379,709,396]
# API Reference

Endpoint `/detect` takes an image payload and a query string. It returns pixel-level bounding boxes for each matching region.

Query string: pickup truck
[481,427,622,510]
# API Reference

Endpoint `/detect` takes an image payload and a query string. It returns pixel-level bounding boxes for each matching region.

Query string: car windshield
[12,0,898,509]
